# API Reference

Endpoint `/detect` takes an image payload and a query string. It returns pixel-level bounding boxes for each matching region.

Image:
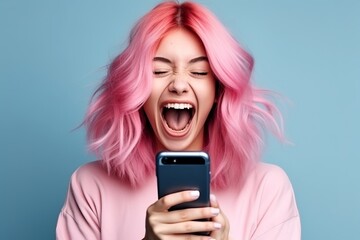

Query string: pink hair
[85,1,284,188]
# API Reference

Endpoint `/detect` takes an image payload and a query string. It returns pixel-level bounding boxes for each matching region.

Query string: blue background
[1,0,359,239]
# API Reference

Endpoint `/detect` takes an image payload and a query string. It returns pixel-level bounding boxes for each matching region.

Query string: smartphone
[156,151,210,211]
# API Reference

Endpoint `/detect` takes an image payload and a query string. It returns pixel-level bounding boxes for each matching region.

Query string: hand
[209,194,230,240]
[143,190,223,240]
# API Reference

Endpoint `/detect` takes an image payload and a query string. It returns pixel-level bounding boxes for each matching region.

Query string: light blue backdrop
[1,0,359,239]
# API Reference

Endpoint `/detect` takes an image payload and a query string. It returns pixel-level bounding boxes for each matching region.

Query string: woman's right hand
[143,190,221,240]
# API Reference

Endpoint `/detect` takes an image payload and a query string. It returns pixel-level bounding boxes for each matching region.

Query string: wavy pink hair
[85,1,284,188]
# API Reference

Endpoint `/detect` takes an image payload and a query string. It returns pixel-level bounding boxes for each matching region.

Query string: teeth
[165,103,193,109]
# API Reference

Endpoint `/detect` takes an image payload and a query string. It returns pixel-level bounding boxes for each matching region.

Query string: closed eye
[191,72,208,76]
[153,71,169,76]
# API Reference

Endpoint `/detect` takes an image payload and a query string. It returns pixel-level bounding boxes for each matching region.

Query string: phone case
[156,151,210,211]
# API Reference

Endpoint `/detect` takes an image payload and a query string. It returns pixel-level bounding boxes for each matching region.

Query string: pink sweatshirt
[56,161,300,239]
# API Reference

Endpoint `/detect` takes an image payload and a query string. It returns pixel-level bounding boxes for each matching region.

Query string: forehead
[155,28,206,58]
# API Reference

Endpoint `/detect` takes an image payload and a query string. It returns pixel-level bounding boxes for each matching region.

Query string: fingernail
[190,190,200,197]
[210,194,217,202]
[211,208,220,215]
[214,222,222,229]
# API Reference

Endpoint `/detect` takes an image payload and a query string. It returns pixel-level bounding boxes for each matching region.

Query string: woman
[56,1,301,239]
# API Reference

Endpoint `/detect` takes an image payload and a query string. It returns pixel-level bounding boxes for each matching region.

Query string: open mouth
[162,103,195,132]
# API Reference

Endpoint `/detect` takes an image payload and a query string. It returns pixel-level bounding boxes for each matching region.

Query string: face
[143,28,216,151]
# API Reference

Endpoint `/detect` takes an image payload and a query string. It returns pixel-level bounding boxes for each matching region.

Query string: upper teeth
[165,103,193,109]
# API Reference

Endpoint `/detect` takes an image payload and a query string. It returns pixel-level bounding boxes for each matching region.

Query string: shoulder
[72,160,106,180]
[250,162,297,201]
[252,162,292,186]
[248,163,301,238]
[68,160,129,196]
[250,162,300,220]
[64,161,133,213]
[66,161,104,200]
[241,162,300,219]
[70,160,108,186]
[216,163,300,238]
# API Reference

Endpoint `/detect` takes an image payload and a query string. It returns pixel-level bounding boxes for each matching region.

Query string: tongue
[164,109,191,131]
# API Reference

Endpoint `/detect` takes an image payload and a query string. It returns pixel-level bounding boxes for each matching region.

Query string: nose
[168,75,189,95]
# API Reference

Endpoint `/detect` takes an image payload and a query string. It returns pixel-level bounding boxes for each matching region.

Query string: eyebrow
[189,56,208,64]
[153,56,208,64]
[153,57,172,64]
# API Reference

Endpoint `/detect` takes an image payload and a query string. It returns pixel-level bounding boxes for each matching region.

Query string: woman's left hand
[209,194,230,240]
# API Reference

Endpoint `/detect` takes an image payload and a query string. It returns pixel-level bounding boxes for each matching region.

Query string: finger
[209,194,230,239]
[157,220,222,235]
[155,234,215,240]
[210,194,222,222]
[210,194,224,227]
[210,194,219,208]
[163,207,220,223]
[153,190,200,212]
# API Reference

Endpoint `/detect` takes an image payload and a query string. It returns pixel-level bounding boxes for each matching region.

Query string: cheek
[200,80,216,107]
[195,80,216,123]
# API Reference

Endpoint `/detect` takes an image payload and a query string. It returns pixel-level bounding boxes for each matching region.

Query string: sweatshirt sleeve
[251,165,301,240]
[56,167,101,240]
